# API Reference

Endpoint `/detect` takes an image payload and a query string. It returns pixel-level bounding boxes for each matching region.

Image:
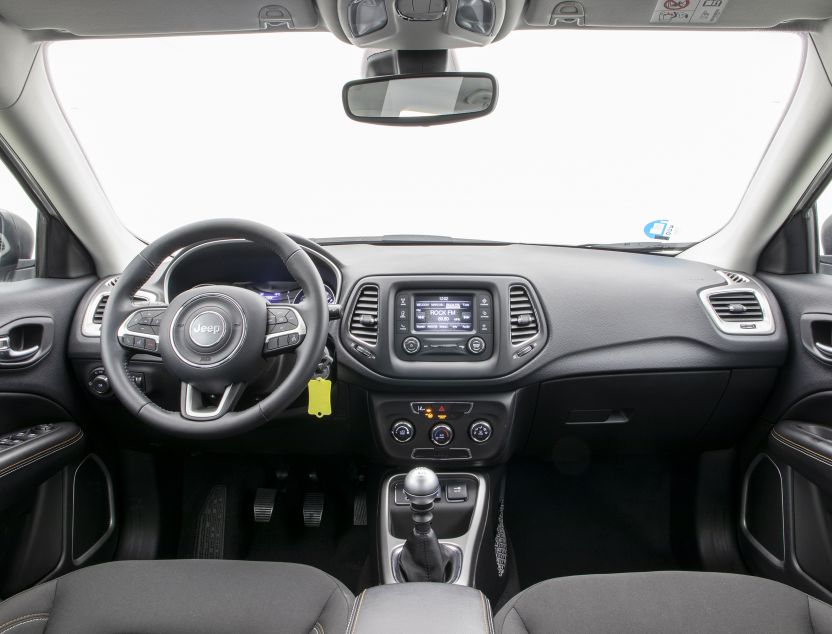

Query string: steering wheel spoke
[117,305,168,355]
[263,304,307,356]
[180,382,246,421]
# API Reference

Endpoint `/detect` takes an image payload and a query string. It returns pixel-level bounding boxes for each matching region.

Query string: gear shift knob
[403,467,440,508]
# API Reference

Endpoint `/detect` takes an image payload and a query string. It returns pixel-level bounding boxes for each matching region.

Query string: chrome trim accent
[71,454,116,567]
[183,383,238,419]
[169,293,247,369]
[379,472,487,586]
[82,278,156,338]
[162,239,342,304]
[740,453,786,565]
[264,305,307,344]
[117,308,161,346]
[187,310,227,348]
[699,286,775,336]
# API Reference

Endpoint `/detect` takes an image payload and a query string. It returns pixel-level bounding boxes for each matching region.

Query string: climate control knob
[430,423,454,446]
[469,420,492,443]
[391,420,415,443]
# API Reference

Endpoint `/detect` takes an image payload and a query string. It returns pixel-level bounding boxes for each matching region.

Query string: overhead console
[340,276,546,379]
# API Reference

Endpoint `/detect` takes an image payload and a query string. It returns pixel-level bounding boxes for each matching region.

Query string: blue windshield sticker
[644,220,675,241]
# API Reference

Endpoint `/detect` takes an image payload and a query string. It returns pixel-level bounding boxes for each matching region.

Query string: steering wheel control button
[467,336,486,354]
[403,336,421,354]
[469,420,492,443]
[430,423,454,446]
[267,307,301,334]
[391,420,415,443]
[188,311,229,349]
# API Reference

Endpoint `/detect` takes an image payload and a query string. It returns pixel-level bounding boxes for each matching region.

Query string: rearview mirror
[343,72,498,126]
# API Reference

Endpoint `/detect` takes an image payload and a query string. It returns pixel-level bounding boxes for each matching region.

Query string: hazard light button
[410,401,473,421]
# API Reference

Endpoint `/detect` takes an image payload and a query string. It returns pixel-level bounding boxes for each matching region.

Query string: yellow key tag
[307,377,332,418]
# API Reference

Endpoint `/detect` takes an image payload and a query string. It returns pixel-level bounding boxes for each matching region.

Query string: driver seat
[0,560,353,634]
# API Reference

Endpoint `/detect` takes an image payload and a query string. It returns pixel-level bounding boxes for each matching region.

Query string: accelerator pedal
[253,488,277,523]
[194,485,226,559]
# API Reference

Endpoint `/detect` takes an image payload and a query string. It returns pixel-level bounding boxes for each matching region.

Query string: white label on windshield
[650,0,729,24]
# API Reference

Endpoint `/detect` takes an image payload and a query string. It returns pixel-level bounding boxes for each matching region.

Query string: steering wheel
[100,220,329,438]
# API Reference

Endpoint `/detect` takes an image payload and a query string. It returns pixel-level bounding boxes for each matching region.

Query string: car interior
[4,0,832,632]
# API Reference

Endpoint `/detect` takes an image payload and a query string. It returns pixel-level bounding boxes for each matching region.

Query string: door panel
[0,275,96,597]
[741,273,832,603]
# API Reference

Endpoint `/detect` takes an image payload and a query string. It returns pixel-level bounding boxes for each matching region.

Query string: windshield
[47,30,803,248]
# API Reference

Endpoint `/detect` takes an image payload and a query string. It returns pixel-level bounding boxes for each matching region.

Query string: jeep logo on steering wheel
[188,311,227,348]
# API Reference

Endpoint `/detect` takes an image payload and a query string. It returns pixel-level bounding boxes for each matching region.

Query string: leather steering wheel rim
[100,219,329,439]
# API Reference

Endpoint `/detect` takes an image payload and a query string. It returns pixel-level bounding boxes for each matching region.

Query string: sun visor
[0,0,320,36]
[524,0,832,29]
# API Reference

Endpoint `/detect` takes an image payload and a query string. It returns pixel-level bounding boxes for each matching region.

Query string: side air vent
[717,270,751,285]
[81,279,156,337]
[509,285,539,345]
[700,287,774,335]
[708,291,763,322]
[92,295,109,325]
[349,284,380,345]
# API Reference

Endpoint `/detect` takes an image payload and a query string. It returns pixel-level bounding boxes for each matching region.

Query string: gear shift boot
[395,466,461,583]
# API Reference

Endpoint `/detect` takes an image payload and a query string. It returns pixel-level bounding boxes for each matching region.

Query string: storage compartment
[741,454,785,562]
[526,371,731,454]
[72,454,115,565]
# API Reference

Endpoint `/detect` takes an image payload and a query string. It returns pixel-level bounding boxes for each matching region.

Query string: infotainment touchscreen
[414,295,474,332]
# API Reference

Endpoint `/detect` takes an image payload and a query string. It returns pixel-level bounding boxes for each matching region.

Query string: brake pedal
[303,492,325,527]
[253,488,277,523]
[353,490,367,526]
[194,485,226,559]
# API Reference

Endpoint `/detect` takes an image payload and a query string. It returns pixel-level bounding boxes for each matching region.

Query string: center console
[340,275,546,380]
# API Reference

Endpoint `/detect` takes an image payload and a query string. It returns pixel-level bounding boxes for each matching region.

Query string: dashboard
[69,236,790,461]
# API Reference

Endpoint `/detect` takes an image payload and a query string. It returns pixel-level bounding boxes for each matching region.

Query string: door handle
[0,336,39,361]
[816,341,832,358]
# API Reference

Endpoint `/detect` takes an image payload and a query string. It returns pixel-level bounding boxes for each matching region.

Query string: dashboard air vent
[92,295,109,325]
[92,289,150,325]
[349,284,380,345]
[717,270,750,285]
[509,285,539,344]
[707,291,764,322]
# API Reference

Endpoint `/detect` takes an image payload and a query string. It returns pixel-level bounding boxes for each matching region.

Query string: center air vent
[700,287,774,335]
[509,285,539,344]
[349,284,380,345]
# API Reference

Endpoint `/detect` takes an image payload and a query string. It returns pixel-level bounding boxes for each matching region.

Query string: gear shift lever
[398,467,450,583]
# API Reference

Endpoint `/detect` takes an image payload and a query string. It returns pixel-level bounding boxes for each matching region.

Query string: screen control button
[469,420,492,443]
[403,337,421,354]
[391,420,415,443]
[467,336,486,354]
[430,423,454,446]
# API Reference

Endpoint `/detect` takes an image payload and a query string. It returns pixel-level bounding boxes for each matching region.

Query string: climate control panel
[373,393,519,465]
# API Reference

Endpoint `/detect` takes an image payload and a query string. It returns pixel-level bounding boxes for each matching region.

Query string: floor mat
[177,456,371,594]
[503,457,698,591]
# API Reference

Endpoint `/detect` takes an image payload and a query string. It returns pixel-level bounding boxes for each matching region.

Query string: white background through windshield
[48,30,802,246]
